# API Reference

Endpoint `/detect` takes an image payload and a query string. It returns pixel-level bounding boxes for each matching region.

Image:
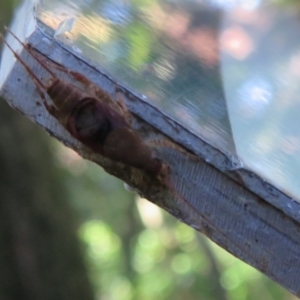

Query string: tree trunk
[0,100,94,300]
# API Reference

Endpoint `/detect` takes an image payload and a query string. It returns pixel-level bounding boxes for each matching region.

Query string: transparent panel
[220,1,300,198]
[36,0,235,153]
[34,0,300,199]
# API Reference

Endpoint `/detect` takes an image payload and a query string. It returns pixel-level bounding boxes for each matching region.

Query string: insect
[1,29,259,271]
[2,29,166,180]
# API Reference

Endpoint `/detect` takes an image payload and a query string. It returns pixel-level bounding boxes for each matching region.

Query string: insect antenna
[1,33,49,92]
[3,27,56,79]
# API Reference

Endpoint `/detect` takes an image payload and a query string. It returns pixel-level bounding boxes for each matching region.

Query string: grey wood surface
[1,1,300,297]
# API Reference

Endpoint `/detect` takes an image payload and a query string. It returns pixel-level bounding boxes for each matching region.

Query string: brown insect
[1,29,259,268]
[2,29,166,179]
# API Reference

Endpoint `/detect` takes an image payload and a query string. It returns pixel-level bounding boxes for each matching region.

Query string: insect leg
[114,85,132,122]
[145,138,198,161]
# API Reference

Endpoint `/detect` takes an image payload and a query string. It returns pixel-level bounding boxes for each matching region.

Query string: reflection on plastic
[221,1,300,199]
[54,17,75,37]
